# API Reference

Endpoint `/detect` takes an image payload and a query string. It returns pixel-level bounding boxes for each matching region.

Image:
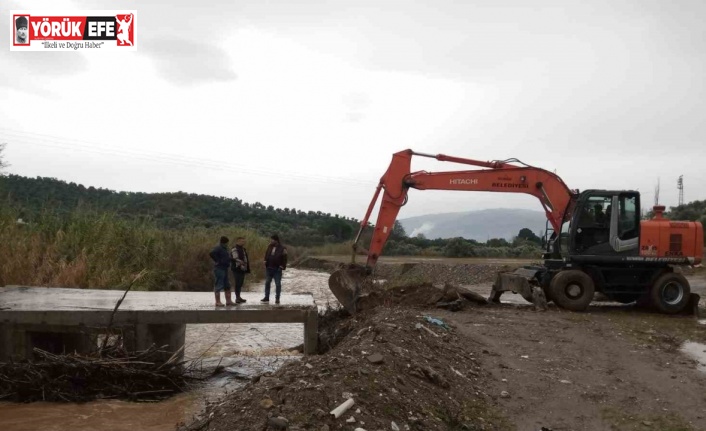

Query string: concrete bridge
[0,286,318,361]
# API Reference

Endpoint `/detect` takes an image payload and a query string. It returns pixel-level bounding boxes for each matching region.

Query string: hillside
[0,174,358,247]
[399,208,547,241]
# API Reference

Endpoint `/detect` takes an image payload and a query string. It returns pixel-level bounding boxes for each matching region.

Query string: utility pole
[677,175,684,206]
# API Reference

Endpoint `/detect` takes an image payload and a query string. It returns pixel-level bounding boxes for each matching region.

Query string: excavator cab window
[604,192,640,254]
[559,218,571,257]
[617,195,638,240]
[573,195,612,253]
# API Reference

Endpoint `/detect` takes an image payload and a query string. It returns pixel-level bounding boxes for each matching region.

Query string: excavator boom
[355,149,575,268]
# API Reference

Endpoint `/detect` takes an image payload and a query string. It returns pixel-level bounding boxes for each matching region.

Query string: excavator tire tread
[650,272,691,315]
[549,269,595,312]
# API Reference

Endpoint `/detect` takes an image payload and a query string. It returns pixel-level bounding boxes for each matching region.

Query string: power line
[0,127,376,188]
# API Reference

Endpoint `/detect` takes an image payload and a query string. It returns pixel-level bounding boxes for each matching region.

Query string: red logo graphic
[115,13,134,46]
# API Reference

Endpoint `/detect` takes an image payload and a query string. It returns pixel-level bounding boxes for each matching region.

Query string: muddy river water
[0,268,704,430]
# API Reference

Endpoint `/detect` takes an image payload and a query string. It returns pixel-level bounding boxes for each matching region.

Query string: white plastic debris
[330,398,355,419]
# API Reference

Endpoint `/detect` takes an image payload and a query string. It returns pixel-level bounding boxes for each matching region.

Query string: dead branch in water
[99,269,148,355]
[0,343,202,403]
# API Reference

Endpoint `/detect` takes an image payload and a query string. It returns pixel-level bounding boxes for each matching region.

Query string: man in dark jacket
[261,234,287,304]
[230,236,250,303]
[209,236,233,306]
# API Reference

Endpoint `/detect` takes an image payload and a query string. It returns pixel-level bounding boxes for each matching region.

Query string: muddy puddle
[680,342,706,374]
[0,268,330,431]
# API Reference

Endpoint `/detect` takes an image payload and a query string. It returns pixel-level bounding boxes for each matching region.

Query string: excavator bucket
[489,267,547,310]
[328,264,368,314]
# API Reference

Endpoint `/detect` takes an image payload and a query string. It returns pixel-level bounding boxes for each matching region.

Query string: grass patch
[0,206,287,291]
[602,407,695,431]
[430,397,514,431]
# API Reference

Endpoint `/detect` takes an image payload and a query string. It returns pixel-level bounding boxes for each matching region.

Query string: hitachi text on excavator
[328,149,703,315]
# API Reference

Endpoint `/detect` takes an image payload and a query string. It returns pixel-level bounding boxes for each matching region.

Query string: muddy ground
[181,259,706,431]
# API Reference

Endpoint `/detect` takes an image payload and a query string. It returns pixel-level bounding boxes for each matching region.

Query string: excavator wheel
[328,264,368,314]
[549,270,595,312]
[650,272,691,315]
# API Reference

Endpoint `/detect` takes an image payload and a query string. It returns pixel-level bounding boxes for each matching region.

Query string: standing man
[262,234,287,304]
[231,236,250,303]
[209,236,234,307]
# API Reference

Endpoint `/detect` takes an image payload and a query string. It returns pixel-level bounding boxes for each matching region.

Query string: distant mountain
[399,208,547,241]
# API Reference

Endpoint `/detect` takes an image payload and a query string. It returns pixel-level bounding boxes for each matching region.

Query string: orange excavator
[329,149,703,315]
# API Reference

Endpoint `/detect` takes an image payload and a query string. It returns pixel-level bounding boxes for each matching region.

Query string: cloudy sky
[1,0,704,220]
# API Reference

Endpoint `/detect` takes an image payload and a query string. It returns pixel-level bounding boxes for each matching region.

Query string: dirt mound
[178,306,506,431]
[296,257,526,288]
[371,262,524,286]
[356,282,489,314]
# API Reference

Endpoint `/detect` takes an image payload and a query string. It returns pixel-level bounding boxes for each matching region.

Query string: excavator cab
[559,190,641,259]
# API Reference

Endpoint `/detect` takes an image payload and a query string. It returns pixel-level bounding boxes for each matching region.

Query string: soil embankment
[179,258,706,431]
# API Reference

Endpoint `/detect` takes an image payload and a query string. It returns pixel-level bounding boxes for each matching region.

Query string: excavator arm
[353,149,576,269]
[328,149,577,313]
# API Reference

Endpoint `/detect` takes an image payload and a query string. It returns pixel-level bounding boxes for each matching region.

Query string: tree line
[0,174,549,258]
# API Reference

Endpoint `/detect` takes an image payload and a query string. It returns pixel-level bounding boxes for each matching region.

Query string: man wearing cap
[261,234,287,304]
[15,16,29,44]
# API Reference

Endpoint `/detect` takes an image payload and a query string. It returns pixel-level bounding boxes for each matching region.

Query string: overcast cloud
[1,0,704,221]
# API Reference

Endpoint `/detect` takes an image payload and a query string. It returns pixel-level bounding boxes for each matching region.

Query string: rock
[642,421,653,426]
[346,416,356,423]
[391,345,405,356]
[260,377,285,390]
[267,416,289,430]
[260,398,274,409]
[436,299,464,311]
[448,284,490,304]
[356,408,361,414]
[288,343,304,352]
[320,426,330,431]
[313,408,327,418]
[367,353,385,364]
[559,380,572,384]
[354,429,367,431]
[305,363,314,369]
[500,391,510,398]
[392,421,401,431]
[409,364,449,388]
